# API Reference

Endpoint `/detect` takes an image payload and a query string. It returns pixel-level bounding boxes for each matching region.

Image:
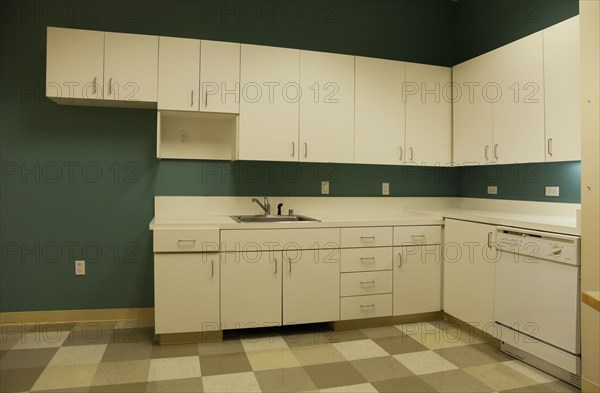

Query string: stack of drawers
[340,227,394,320]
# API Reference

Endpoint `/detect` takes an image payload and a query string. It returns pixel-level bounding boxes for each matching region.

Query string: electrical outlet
[487,186,498,195]
[382,182,390,196]
[545,186,560,197]
[75,260,85,276]
[321,181,329,195]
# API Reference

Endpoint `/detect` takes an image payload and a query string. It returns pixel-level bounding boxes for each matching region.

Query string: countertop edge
[582,291,600,313]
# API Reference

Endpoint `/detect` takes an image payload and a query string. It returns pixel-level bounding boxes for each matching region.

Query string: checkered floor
[0,320,579,392]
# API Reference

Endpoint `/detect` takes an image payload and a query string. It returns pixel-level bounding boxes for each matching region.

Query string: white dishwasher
[494,226,581,387]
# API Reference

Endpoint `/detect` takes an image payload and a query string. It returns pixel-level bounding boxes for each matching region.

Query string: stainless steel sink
[230,215,320,223]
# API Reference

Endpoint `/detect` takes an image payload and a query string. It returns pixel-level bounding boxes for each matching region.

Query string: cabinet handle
[494,144,499,160]
[360,280,375,286]
[191,90,194,107]
[548,138,553,156]
[411,234,426,241]
[360,236,376,242]
[291,141,295,157]
[108,78,112,96]
[93,77,97,95]
[288,258,292,273]
[409,147,414,162]
[204,90,208,107]
[304,142,308,158]
[360,304,375,310]
[274,257,277,274]
[360,257,375,263]
[211,260,214,277]
[487,232,492,248]
[399,147,403,161]
[178,239,196,246]
[398,252,403,267]
[485,145,489,160]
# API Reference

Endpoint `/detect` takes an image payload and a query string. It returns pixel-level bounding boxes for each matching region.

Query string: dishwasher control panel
[496,227,580,266]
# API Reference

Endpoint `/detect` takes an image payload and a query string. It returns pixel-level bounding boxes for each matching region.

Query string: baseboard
[331,311,442,331]
[0,308,154,326]
[582,377,600,393]
[158,330,223,345]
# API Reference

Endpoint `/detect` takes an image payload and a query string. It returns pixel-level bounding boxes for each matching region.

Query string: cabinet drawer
[394,226,441,246]
[341,271,392,297]
[153,229,220,252]
[221,228,340,251]
[341,294,392,321]
[341,227,392,248]
[341,247,392,272]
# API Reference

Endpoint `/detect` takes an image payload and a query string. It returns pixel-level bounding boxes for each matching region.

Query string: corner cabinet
[238,44,300,162]
[405,63,452,166]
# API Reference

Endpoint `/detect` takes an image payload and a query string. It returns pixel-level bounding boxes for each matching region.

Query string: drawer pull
[178,239,196,246]
[411,235,426,242]
[288,258,292,273]
[360,304,375,310]
[211,260,214,277]
[360,236,376,241]
[398,252,403,267]
[360,280,375,286]
[360,257,375,263]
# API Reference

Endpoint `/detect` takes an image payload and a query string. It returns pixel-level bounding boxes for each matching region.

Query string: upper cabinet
[201,40,240,114]
[355,57,406,165]
[158,36,200,111]
[238,44,300,162]
[104,32,158,104]
[405,63,452,166]
[543,16,581,162]
[46,27,104,101]
[453,53,494,166]
[492,31,545,164]
[299,51,355,163]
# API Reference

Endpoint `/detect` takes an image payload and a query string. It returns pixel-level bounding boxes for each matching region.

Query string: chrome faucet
[251,197,271,215]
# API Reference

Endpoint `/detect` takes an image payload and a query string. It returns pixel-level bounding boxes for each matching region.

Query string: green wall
[0,0,580,312]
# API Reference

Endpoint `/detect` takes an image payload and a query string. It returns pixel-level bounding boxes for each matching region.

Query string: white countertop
[149,214,445,230]
[407,207,579,236]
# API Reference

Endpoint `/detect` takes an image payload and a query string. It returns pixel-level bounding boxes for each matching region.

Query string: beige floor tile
[321,382,379,392]
[395,322,472,350]
[333,339,389,360]
[351,355,413,382]
[246,347,300,371]
[198,352,253,376]
[12,331,69,349]
[502,360,557,384]
[49,344,107,366]
[31,363,98,391]
[151,342,198,359]
[146,377,203,393]
[100,341,153,362]
[197,339,244,356]
[360,326,404,339]
[91,359,150,386]
[0,347,58,369]
[254,366,317,392]
[373,334,429,355]
[394,350,459,375]
[290,344,346,366]
[88,381,147,392]
[325,330,369,343]
[0,366,45,392]
[241,335,288,352]
[148,356,202,382]
[202,371,262,393]
[303,361,367,389]
[372,375,436,393]
[464,362,539,391]
[434,343,501,368]
[542,380,581,393]
[419,369,494,392]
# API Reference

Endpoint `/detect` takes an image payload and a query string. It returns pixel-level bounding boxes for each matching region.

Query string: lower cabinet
[443,219,497,329]
[154,253,220,334]
[221,250,282,329]
[283,248,340,325]
[393,245,441,315]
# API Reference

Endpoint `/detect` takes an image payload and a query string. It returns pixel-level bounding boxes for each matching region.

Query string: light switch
[382,182,390,196]
[321,181,329,195]
[545,186,560,197]
[487,186,498,195]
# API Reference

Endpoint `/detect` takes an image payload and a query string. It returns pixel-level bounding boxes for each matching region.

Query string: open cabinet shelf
[157,110,238,160]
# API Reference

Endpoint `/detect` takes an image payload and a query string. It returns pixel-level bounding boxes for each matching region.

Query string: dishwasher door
[494,228,581,355]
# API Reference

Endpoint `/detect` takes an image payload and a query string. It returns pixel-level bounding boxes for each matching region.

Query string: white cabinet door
[299,51,355,163]
[405,63,452,166]
[201,40,240,114]
[221,251,282,329]
[104,32,158,103]
[283,248,340,325]
[355,57,406,165]
[443,219,497,328]
[239,44,299,162]
[158,37,199,111]
[544,16,581,162]
[46,27,104,100]
[154,253,219,334]
[492,32,545,164]
[452,53,495,166]
[393,245,441,315]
